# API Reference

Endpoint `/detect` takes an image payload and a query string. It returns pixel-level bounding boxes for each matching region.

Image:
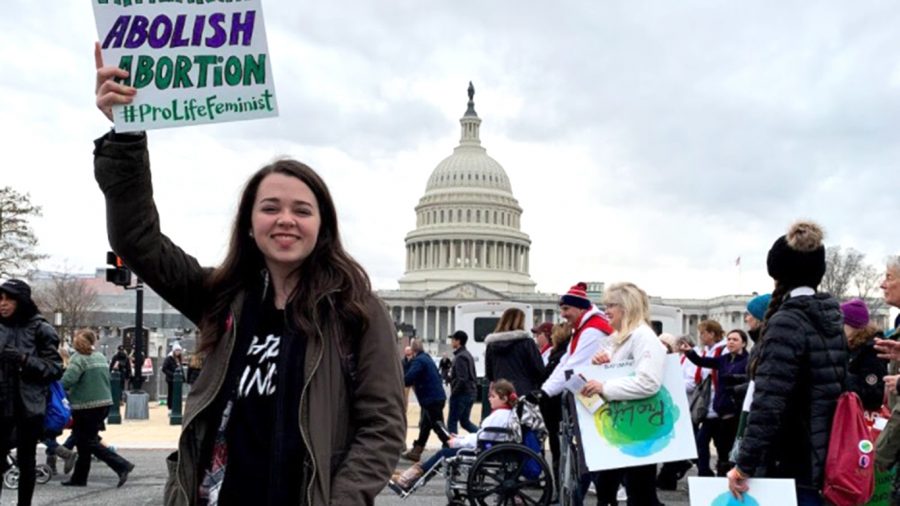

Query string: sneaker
[616,485,627,502]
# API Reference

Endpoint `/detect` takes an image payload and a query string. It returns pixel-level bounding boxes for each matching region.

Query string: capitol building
[375,84,560,344]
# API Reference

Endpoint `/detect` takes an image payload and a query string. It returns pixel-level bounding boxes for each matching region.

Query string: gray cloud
[2,1,899,298]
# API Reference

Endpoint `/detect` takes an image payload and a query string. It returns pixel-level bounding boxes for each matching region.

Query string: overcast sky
[2,1,899,299]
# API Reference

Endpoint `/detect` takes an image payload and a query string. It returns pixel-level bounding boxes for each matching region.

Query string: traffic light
[106,251,132,287]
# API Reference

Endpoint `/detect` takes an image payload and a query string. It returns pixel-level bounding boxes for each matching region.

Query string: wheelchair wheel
[558,393,582,506]
[558,439,580,506]
[466,443,551,506]
[35,464,52,484]
[3,467,19,490]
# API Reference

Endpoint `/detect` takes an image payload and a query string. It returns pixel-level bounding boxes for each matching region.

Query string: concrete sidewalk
[91,400,471,450]
[99,402,182,450]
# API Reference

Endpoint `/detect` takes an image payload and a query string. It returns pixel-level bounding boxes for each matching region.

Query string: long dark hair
[198,159,371,354]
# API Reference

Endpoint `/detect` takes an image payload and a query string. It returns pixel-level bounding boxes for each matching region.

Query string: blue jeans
[447,393,478,434]
[421,447,461,474]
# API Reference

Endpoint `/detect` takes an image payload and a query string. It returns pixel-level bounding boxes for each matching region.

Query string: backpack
[822,391,874,506]
[516,398,547,480]
[44,381,71,433]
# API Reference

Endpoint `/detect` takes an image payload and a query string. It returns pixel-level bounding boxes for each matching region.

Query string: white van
[454,301,682,378]
[454,301,533,378]
[649,303,683,336]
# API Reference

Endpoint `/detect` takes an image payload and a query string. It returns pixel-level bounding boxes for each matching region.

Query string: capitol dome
[398,83,536,293]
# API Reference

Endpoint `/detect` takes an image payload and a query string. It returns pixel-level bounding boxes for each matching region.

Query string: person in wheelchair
[392,379,520,490]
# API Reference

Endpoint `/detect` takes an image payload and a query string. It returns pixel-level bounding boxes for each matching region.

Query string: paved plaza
[3,402,691,505]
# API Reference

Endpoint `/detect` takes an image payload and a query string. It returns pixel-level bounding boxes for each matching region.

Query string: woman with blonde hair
[581,282,666,506]
[62,329,134,487]
[484,308,545,395]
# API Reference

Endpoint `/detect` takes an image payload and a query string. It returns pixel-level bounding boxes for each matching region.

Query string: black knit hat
[0,279,32,303]
[0,278,38,322]
[766,221,826,289]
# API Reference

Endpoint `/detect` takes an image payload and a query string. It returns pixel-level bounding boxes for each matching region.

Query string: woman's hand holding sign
[94,42,136,122]
[581,379,604,397]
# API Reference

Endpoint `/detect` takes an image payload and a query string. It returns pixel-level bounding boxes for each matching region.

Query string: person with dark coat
[0,279,64,506]
[729,221,848,506]
[446,331,478,434]
[680,329,750,476]
[161,344,183,410]
[401,339,449,462]
[109,345,132,396]
[185,353,203,385]
[840,298,887,411]
[95,52,406,506]
[438,354,452,385]
[484,308,545,396]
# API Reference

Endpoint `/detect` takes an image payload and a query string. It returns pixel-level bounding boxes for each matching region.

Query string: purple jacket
[685,349,749,417]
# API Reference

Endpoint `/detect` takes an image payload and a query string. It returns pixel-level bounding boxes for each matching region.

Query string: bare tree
[0,186,47,277]
[854,263,886,315]
[821,246,865,300]
[33,271,99,341]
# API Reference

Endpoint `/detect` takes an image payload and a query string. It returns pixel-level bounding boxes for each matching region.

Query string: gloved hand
[0,345,23,365]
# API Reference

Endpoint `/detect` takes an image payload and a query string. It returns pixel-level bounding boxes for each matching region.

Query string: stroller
[3,450,53,490]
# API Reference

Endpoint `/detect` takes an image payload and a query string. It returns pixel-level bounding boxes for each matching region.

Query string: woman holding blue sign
[0,279,64,506]
[581,282,667,506]
[93,44,406,506]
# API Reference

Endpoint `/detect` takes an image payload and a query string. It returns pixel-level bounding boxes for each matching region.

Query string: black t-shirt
[219,300,307,505]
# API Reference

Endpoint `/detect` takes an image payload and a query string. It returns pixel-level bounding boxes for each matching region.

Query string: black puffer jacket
[484,330,545,395]
[736,293,847,490]
[847,336,887,412]
[0,313,64,419]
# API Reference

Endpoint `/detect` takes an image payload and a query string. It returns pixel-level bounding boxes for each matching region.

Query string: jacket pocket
[163,450,183,505]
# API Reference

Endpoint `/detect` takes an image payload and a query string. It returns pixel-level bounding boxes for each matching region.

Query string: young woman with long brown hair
[93,45,405,506]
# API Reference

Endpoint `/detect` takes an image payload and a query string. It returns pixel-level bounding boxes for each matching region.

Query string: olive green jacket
[94,132,406,505]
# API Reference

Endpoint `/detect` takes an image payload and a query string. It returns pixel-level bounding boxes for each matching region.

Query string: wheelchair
[557,392,584,506]
[3,450,53,490]
[390,400,553,505]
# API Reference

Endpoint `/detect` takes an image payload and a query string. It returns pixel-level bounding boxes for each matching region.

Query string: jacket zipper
[298,289,338,505]
[174,305,239,504]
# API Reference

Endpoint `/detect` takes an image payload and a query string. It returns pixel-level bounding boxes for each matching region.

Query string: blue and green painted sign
[575,354,696,471]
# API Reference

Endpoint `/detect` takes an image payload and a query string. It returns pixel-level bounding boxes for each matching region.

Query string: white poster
[93,0,278,131]
[688,477,798,506]
[574,354,697,471]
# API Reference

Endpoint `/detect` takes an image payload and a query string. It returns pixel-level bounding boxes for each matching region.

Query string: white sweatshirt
[541,306,612,397]
[603,324,667,401]
[451,407,517,449]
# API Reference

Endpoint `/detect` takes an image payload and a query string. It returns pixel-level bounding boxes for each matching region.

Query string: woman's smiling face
[251,173,321,274]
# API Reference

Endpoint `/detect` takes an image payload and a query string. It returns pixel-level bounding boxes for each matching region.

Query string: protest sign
[574,354,696,471]
[688,477,797,506]
[93,0,278,131]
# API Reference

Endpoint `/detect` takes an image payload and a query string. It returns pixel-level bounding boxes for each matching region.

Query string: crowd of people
[3,50,900,506]
[393,222,900,506]
[0,278,136,506]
